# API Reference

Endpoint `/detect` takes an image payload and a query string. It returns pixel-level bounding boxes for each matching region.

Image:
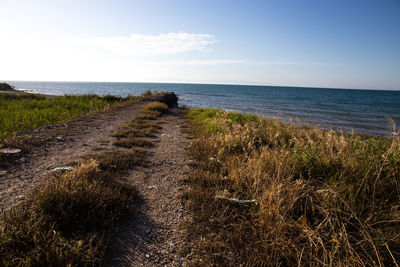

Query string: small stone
[0,170,6,176]
[16,195,24,199]
[20,157,27,162]
[52,167,73,174]
[0,148,21,154]
[145,254,150,258]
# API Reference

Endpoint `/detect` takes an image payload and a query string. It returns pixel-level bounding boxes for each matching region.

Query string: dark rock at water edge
[0,83,16,91]
[150,92,179,108]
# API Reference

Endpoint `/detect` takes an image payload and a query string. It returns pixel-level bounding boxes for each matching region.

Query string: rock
[145,254,150,258]
[0,170,6,176]
[150,92,178,107]
[20,157,28,162]
[0,82,16,91]
[0,148,21,154]
[52,167,73,174]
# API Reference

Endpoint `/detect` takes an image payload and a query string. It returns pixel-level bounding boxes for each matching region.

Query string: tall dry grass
[0,160,136,266]
[185,108,400,266]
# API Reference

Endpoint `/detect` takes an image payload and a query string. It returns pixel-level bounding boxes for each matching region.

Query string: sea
[6,81,400,136]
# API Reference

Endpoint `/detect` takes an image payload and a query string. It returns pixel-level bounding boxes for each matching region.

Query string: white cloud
[138,59,245,65]
[133,59,312,66]
[69,32,217,56]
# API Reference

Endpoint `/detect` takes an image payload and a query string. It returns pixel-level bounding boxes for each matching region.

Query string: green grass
[185,108,400,266]
[186,108,257,133]
[0,100,170,266]
[0,93,134,141]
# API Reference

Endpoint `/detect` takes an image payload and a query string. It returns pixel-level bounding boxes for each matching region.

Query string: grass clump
[113,138,153,148]
[0,94,134,141]
[184,108,400,266]
[0,160,135,266]
[111,103,168,149]
[139,101,169,119]
[142,101,169,114]
[96,148,148,171]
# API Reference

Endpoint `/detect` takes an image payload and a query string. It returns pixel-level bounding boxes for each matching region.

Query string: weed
[0,94,133,141]
[0,92,173,265]
[142,101,169,115]
[113,138,153,148]
[185,108,400,266]
[0,160,135,266]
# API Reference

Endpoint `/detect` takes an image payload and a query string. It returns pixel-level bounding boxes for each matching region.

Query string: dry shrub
[0,160,135,266]
[185,108,400,266]
[142,101,169,115]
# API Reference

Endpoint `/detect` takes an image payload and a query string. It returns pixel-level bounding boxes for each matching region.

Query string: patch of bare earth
[0,100,148,211]
[110,109,193,266]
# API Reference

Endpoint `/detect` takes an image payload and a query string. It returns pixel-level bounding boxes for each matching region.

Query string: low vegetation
[0,159,136,266]
[0,101,170,266]
[138,101,169,120]
[0,93,135,141]
[184,108,400,266]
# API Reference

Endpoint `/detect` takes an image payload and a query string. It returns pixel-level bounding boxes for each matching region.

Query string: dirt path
[110,109,192,266]
[0,100,149,211]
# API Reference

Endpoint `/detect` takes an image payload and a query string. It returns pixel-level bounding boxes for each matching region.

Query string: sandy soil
[110,109,193,266]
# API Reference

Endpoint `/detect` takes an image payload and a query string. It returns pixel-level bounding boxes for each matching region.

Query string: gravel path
[110,109,193,266]
[0,99,149,211]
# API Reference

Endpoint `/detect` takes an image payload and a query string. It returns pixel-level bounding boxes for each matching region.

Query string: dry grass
[137,101,170,120]
[0,160,135,266]
[184,108,400,266]
[0,92,165,169]
[111,128,157,138]
[0,96,172,266]
[96,147,148,171]
[141,101,169,114]
[111,102,168,150]
[113,138,153,148]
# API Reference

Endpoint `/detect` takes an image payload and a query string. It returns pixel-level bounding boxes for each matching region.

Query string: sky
[0,0,399,90]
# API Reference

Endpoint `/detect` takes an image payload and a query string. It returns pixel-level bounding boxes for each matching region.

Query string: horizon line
[2,79,399,92]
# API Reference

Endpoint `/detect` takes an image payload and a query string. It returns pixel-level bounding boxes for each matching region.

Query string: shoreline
[5,81,399,137]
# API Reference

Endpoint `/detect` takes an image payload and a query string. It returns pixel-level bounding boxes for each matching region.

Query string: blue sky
[0,0,399,90]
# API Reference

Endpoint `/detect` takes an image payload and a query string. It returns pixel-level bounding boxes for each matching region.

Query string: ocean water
[6,81,400,136]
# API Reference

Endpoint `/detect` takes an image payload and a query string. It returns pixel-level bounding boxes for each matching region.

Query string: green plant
[0,94,133,141]
[184,108,400,266]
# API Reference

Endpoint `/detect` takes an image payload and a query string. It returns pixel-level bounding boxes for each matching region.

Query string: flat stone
[0,148,21,154]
